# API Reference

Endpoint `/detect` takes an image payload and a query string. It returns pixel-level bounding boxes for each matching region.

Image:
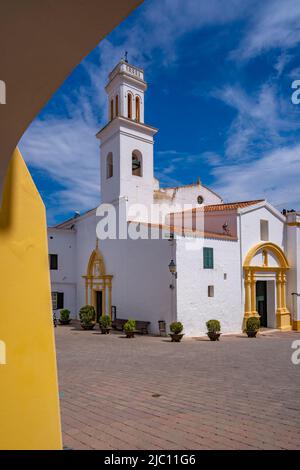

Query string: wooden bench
[112,318,151,335]
[135,320,151,335]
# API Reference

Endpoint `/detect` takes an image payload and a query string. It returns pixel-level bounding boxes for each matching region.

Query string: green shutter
[203,247,214,269]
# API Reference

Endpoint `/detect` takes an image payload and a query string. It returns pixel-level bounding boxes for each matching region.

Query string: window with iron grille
[51,292,64,310]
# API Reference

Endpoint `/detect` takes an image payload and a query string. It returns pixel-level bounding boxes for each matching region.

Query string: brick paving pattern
[55,325,300,450]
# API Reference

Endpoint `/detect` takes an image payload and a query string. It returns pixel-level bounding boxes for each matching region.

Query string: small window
[208,286,214,297]
[51,292,64,310]
[136,96,141,122]
[203,247,214,269]
[132,150,142,177]
[127,93,132,119]
[49,254,58,270]
[260,220,269,241]
[106,152,113,179]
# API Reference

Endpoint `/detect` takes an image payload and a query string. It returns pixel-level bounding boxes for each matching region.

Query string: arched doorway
[243,242,291,330]
[82,242,113,320]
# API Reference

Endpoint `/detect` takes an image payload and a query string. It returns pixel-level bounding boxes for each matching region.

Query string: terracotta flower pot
[125,330,135,338]
[207,332,221,341]
[100,327,111,335]
[81,323,95,330]
[169,333,184,342]
[246,330,258,338]
[59,319,71,325]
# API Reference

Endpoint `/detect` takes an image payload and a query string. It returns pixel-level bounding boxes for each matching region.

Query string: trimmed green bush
[246,316,260,331]
[170,322,183,334]
[99,315,112,328]
[60,309,70,321]
[206,319,221,333]
[79,305,96,325]
[124,319,136,332]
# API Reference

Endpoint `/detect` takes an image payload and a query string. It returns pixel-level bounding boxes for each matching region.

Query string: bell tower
[97,57,158,218]
[106,53,146,123]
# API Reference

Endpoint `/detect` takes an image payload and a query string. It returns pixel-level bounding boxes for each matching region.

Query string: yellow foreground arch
[0,149,62,449]
[243,242,291,331]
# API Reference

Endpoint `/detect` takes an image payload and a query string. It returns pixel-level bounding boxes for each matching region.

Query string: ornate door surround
[82,242,113,318]
[243,242,291,330]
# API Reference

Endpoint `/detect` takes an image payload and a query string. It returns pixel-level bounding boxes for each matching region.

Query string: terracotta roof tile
[203,200,265,212]
[128,220,237,241]
[170,199,265,215]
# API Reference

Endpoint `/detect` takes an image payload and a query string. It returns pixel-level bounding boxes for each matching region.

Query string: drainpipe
[174,238,177,324]
[169,235,177,324]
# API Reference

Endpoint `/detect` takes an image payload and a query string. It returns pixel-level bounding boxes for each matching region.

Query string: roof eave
[238,200,286,222]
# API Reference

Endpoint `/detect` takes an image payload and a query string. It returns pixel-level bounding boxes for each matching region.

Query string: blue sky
[20,0,300,225]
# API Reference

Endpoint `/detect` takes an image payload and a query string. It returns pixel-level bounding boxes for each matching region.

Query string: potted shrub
[169,322,184,342]
[206,319,221,341]
[99,315,112,334]
[124,319,136,338]
[59,308,71,325]
[245,316,260,338]
[79,305,96,330]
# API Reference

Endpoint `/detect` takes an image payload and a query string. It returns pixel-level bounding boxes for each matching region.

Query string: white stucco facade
[176,236,242,336]
[48,59,300,335]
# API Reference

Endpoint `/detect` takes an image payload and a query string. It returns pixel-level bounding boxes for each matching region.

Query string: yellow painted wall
[0,148,62,449]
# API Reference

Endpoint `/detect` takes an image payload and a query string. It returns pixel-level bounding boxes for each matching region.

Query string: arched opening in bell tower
[106,152,113,179]
[127,93,132,119]
[132,150,142,177]
[135,96,141,122]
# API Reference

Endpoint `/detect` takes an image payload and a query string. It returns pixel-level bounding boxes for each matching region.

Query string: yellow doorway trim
[82,244,113,317]
[244,242,289,269]
[243,242,291,331]
[293,320,300,331]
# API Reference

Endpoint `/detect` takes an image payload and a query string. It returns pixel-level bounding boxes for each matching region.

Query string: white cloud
[274,52,293,77]
[20,116,100,225]
[208,77,300,209]
[233,0,300,60]
[213,83,300,160]
[212,143,300,209]
[19,0,300,223]
[20,0,248,224]
[20,40,129,224]
[289,67,300,79]
[140,0,248,57]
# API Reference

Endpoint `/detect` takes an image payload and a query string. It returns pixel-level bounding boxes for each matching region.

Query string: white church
[48,59,300,336]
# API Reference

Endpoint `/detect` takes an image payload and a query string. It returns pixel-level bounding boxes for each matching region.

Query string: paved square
[55,325,300,450]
